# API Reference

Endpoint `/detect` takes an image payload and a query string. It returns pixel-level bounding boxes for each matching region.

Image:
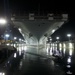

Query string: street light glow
[67,34,71,41]
[50,38,52,41]
[0,18,7,24]
[14,37,17,40]
[52,29,55,33]
[18,28,22,32]
[19,38,21,41]
[5,34,10,38]
[67,34,71,37]
[56,37,59,40]
[67,57,71,63]
[22,34,24,36]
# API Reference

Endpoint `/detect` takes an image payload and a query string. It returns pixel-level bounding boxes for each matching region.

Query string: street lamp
[67,34,71,41]
[5,34,10,44]
[56,37,59,42]
[19,38,22,42]
[50,38,52,43]
[52,29,55,33]
[5,34,10,39]
[0,18,7,25]
[14,37,17,40]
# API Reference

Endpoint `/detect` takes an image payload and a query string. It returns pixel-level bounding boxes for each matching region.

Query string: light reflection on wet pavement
[1,49,75,75]
[0,51,66,75]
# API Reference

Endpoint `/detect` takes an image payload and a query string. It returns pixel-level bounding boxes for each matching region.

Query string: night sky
[0,0,75,40]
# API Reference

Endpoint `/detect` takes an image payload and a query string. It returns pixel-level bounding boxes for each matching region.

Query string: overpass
[11,13,68,46]
[1,13,74,75]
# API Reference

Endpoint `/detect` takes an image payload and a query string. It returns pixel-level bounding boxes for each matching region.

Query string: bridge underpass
[1,13,72,75]
[11,13,68,54]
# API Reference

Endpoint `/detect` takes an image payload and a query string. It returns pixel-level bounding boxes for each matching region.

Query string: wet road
[0,51,66,75]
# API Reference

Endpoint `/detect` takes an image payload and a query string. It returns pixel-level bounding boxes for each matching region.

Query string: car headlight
[0,72,5,75]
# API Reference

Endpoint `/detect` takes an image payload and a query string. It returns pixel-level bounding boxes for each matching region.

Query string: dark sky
[0,0,75,40]
[0,0,74,17]
[0,0,74,19]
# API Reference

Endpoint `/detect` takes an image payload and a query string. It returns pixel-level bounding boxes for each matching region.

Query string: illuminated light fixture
[63,43,66,48]
[59,43,62,47]
[56,37,59,40]
[14,37,17,40]
[6,43,10,46]
[67,57,71,63]
[63,48,66,54]
[67,65,71,68]
[0,73,5,75]
[3,73,5,75]
[66,71,72,74]
[14,53,17,58]
[52,29,55,33]
[8,61,10,63]
[22,34,24,36]
[5,34,10,38]
[67,34,71,37]
[50,38,52,41]
[0,18,7,24]
[19,38,21,41]
[69,43,72,48]
[59,48,62,51]
[18,28,22,32]
[69,49,72,56]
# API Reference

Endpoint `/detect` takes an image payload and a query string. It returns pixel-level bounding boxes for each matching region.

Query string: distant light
[52,29,55,33]
[14,44,16,47]
[24,46,27,50]
[0,73,5,75]
[63,48,66,54]
[59,48,62,51]
[2,73,5,75]
[59,43,62,47]
[56,37,59,40]
[19,38,21,41]
[67,65,71,68]
[69,49,72,56]
[69,43,73,48]
[5,34,10,38]
[50,38,52,41]
[11,44,13,46]
[22,34,24,36]
[18,28,22,32]
[14,37,17,40]
[8,61,10,63]
[6,43,10,46]
[67,34,71,37]
[14,53,17,58]
[0,18,7,24]
[63,43,66,48]
[66,71,72,74]
[0,73,2,75]
[67,57,71,63]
